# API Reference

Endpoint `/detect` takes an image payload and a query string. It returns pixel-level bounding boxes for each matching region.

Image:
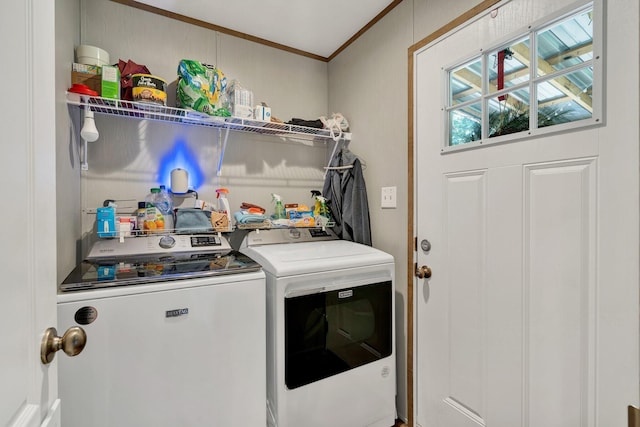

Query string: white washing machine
[58,234,266,427]
[239,228,396,427]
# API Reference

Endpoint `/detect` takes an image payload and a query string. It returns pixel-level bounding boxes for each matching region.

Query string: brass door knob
[416,265,432,279]
[40,326,87,365]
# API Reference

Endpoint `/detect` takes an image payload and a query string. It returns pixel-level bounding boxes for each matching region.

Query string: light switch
[381,186,397,209]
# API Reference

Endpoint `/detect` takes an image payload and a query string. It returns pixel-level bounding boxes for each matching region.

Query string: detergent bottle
[271,193,286,220]
[215,188,232,231]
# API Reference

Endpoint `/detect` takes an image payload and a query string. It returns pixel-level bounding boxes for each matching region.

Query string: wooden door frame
[405,1,503,425]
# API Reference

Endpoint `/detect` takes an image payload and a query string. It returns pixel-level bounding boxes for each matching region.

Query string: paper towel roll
[171,168,189,193]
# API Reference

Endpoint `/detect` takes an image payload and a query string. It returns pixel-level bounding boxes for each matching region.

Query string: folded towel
[175,208,212,233]
[234,210,266,224]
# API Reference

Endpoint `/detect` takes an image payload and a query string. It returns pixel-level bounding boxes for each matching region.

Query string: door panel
[0,0,58,425]
[445,171,486,421]
[414,1,638,426]
[485,166,522,426]
[525,160,596,426]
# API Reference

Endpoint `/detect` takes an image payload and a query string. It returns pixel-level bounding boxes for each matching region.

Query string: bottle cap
[138,202,145,209]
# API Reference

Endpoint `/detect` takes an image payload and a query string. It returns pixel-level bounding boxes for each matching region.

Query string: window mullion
[481,51,488,142]
[529,29,538,133]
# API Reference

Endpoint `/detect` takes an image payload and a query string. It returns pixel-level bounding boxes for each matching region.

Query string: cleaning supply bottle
[312,191,332,227]
[135,201,146,235]
[215,188,232,231]
[271,193,285,220]
[311,190,323,217]
[156,185,174,231]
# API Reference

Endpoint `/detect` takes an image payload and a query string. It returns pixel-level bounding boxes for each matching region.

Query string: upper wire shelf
[66,92,351,143]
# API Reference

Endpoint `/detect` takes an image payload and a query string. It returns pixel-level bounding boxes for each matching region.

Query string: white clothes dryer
[240,228,396,427]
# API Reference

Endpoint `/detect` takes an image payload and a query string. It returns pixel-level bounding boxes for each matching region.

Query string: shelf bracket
[78,97,98,171]
[323,139,344,179]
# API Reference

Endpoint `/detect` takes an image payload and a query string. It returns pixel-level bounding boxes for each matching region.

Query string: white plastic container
[76,45,110,66]
[216,188,232,232]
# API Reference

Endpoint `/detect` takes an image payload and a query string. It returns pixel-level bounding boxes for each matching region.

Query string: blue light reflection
[157,139,204,191]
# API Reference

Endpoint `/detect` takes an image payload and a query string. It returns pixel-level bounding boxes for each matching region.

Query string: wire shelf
[66,92,351,142]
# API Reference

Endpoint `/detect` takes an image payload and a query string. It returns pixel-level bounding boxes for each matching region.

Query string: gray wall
[56,0,486,422]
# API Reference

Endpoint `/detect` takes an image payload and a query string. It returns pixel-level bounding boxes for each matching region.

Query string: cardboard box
[71,71,101,95]
[254,105,272,121]
[288,210,315,227]
[101,65,120,99]
[72,62,101,75]
[97,207,116,238]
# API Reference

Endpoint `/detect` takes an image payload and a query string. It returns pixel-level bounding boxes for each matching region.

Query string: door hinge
[629,405,640,427]
[414,236,417,251]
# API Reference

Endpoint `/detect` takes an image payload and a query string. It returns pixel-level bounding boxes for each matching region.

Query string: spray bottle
[271,193,286,220]
[215,188,232,231]
[311,190,332,227]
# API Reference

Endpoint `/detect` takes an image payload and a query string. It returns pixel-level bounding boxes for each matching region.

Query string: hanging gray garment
[322,149,372,246]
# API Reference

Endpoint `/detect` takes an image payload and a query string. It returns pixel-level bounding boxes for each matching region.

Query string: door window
[445,3,599,149]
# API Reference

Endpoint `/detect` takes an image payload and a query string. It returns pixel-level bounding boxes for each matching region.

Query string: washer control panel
[190,235,221,247]
[242,228,338,247]
[87,234,229,260]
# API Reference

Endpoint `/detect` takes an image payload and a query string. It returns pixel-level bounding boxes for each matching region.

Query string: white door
[0,1,60,426]
[414,1,638,426]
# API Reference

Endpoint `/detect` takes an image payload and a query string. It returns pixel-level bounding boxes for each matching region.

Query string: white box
[254,105,272,121]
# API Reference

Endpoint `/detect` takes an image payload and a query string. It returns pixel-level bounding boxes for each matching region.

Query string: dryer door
[284,280,392,389]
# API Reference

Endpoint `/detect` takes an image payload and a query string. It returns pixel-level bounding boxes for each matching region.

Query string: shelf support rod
[216,127,230,177]
[81,137,89,171]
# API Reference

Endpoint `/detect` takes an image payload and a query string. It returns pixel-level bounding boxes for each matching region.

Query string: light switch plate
[381,186,397,209]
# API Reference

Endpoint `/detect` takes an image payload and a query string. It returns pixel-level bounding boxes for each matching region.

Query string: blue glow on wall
[157,139,204,191]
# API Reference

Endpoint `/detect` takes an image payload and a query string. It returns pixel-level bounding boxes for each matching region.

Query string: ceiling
[126,0,400,60]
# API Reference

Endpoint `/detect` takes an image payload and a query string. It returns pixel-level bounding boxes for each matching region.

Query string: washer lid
[240,239,393,276]
[60,250,261,292]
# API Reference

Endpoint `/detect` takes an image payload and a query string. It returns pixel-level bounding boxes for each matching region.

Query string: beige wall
[328,2,413,418]
[328,0,484,419]
[55,0,487,422]
[56,0,82,282]
[56,0,331,274]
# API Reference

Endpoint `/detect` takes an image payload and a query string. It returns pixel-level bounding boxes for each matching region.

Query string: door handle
[415,264,432,279]
[40,326,87,365]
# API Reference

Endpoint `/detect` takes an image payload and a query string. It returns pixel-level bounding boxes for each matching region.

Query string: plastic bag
[176,59,227,115]
[118,59,151,101]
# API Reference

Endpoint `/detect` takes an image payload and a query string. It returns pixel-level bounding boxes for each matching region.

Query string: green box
[101,65,120,99]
